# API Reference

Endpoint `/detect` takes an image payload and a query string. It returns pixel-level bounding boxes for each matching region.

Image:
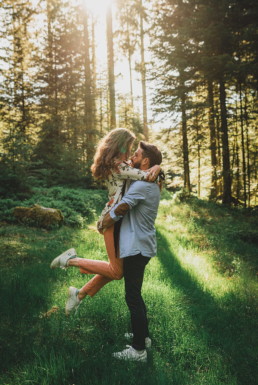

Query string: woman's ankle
[78,290,87,300]
[67,257,78,267]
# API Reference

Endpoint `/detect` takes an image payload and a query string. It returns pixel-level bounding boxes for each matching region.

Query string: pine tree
[151,0,198,193]
[116,0,138,109]
[106,4,116,128]
[82,9,95,162]
[0,0,36,192]
[34,0,89,185]
[138,0,149,140]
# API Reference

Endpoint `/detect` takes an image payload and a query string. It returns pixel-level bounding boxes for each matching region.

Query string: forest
[0,0,257,205]
[0,1,258,385]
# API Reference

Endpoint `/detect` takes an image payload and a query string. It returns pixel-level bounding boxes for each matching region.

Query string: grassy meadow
[0,191,257,385]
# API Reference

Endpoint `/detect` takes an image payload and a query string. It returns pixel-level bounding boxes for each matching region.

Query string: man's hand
[101,202,130,232]
[114,203,130,216]
[102,213,115,229]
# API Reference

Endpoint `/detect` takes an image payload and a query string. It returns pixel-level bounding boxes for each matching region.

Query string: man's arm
[101,203,130,229]
[101,181,147,230]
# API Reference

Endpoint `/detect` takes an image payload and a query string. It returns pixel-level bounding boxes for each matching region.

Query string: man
[102,141,162,362]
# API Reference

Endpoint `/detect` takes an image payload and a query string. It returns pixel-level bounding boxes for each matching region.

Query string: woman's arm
[117,162,161,182]
[147,165,161,181]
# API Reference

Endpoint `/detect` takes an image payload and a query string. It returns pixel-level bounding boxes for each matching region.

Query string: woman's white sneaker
[50,248,77,269]
[65,286,81,315]
[112,345,147,362]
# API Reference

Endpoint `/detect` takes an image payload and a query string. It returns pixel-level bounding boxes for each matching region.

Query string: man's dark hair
[139,141,162,167]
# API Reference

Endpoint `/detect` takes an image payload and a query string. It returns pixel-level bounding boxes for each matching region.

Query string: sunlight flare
[82,0,113,15]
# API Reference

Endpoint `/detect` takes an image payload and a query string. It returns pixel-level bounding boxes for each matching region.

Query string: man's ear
[142,157,150,169]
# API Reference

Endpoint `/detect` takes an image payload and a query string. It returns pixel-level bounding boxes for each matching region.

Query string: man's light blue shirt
[110,180,160,259]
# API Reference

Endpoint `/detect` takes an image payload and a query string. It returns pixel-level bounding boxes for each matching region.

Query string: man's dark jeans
[123,253,150,351]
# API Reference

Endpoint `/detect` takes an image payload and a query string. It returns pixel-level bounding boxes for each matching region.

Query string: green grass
[0,194,257,385]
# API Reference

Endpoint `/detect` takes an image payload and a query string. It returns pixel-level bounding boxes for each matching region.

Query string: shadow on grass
[183,198,258,272]
[156,228,258,385]
[0,225,83,375]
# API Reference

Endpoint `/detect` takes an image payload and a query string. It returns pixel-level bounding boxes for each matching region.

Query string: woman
[50,128,161,314]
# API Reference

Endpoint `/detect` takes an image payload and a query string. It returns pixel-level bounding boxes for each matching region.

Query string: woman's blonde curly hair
[91,128,136,180]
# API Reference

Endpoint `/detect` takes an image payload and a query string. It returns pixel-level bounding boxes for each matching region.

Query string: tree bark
[83,12,94,161]
[234,92,241,200]
[244,89,251,207]
[207,79,218,199]
[180,81,191,193]
[219,77,231,204]
[106,5,116,129]
[196,117,201,198]
[139,0,148,140]
[128,41,134,109]
[214,89,223,196]
[12,5,27,134]
[91,17,97,134]
[239,82,247,207]
[46,0,58,119]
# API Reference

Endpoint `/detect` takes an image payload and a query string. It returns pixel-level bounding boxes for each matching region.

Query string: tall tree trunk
[196,117,201,198]
[106,5,116,128]
[20,24,27,134]
[219,77,231,204]
[124,5,134,110]
[46,0,58,120]
[234,93,241,200]
[99,74,104,135]
[83,12,94,161]
[215,92,223,196]
[99,88,103,134]
[254,152,257,206]
[207,79,218,199]
[124,100,129,126]
[139,0,148,140]
[244,89,251,207]
[128,42,134,109]
[10,4,25,168]
[239,82,247,207]
[91,17,97,134]
[180,80,191,193]
[12,6,27,134]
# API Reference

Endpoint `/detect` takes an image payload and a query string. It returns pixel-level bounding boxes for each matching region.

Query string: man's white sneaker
[124,333,152,349]
[50,248,77,269]
[65,286,81,315]
[113,345,147,362]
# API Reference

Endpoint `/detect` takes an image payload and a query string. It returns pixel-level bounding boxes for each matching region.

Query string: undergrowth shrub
[160,188,173,200]
[0,199,22,224]
[172,189,194,203]
[0,187,107,228]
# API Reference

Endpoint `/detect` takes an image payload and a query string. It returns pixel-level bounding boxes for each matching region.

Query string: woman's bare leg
[78,275,112,299]
[68,225,123,298]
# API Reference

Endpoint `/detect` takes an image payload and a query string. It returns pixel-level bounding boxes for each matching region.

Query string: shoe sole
[112,354,147,363]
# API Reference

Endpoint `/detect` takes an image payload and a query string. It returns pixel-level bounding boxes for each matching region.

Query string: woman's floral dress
[97,161,149,231]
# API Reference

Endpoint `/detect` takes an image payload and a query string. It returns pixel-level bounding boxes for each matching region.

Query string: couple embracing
[50,128,163,363]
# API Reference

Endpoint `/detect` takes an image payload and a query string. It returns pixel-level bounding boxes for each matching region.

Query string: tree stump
[13,204,64,228]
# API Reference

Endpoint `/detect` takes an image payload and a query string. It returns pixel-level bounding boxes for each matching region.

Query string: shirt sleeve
[116,162,149,181]
[109,181,147,221]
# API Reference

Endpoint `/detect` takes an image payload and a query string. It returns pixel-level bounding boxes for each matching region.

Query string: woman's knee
[109,263,123,280]
[113,271,123,280]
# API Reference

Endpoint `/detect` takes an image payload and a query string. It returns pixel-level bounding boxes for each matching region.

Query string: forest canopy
[0,0,257,206]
